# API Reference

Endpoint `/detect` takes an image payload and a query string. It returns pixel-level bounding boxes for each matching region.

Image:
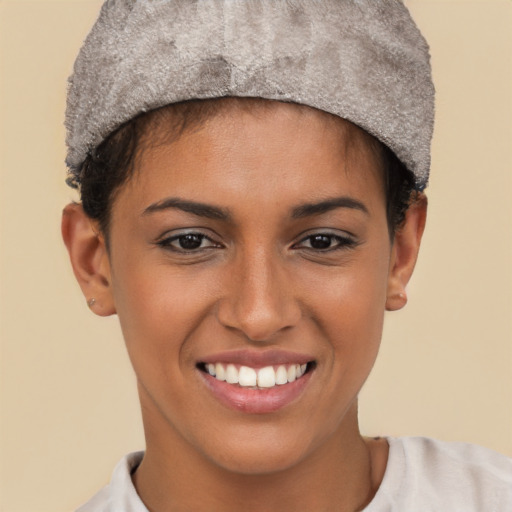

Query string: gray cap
[66,0,435,189]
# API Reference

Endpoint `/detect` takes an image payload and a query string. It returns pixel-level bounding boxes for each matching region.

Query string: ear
[386,194,427,311]
[61,203,116,316]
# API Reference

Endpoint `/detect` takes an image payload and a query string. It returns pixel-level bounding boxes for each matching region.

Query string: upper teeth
[205,363,308,388]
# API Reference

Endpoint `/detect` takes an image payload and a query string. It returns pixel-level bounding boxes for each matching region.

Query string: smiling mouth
[198,362,315,389]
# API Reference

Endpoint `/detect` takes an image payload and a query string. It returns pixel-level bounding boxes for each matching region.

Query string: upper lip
[199,349,314,368]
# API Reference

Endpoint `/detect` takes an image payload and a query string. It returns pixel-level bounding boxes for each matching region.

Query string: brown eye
[295,232,357,252]
[178,234,204,250]
[157,232,221,252]
[309,235,333,250]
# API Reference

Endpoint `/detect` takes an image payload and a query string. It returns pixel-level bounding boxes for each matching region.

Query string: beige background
[0,0,511,510]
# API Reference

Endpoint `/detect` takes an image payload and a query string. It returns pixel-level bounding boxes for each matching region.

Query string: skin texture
[62,101,426,511]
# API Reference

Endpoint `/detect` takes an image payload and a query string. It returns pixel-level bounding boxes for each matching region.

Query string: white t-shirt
[76,437,512,512]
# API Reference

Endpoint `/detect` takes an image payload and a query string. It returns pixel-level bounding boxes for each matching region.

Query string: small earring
[386,290,408,311]
[87,298,96,309]
[396,291,407,303]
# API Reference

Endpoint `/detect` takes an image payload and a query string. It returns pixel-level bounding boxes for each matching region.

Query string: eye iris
[310,235,332,249]
[179,234,203,250]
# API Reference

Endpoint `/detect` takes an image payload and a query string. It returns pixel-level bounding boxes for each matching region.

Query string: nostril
[218,307,300,343]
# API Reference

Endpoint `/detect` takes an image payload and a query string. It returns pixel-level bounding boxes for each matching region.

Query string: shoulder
[75,452,147,512]
[367,437,512,512]
[395,436,511,477]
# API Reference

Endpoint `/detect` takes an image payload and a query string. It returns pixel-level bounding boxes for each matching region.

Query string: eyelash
[293,233,357,252]
[156,231,357,254]
[156,232,222,252]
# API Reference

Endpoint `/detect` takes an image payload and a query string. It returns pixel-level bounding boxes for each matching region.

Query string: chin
[192,420,325,476]
[209,441,310,476]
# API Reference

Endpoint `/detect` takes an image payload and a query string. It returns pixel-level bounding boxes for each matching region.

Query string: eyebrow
[143,198,231,220]
[291,197,369,218]
[142,195,368,221]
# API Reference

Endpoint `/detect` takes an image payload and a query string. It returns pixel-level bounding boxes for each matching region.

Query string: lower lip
[199,370,313,414]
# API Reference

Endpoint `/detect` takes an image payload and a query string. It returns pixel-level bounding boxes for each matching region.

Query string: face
[95,102,397,474]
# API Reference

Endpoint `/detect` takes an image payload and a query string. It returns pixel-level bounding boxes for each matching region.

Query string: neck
[133,400,387,512]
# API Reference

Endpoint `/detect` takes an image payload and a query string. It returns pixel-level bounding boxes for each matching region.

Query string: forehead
[120,100,386,216]
[137,99,382,164]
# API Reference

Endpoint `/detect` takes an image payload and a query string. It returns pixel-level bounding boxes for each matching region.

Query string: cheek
[110,254,219,369]
[306,247,390,375]
[308,248,389,326]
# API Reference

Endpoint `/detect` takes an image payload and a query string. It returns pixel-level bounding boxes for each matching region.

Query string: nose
[216,248,302,342]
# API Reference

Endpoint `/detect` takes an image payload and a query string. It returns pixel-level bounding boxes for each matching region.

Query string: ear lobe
[386,193,427,312]
[62,203,116,316]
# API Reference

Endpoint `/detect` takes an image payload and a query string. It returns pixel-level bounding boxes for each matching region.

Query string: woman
[62,1,511,511]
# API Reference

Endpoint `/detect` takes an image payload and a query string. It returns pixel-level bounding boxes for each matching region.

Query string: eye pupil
[179,234,203,250]
[310,235,332,249]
